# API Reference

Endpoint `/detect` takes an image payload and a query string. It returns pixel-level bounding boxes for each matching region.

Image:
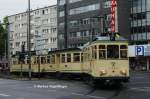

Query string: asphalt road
[0,71,150,99]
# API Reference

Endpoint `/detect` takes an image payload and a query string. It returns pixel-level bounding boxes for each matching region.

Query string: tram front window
[107,45,119,59]
[73,53,80,62]
[120,45,127,59]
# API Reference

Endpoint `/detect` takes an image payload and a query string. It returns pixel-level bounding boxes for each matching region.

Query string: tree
[0,16,8,56]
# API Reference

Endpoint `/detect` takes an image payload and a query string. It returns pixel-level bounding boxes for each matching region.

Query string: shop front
[129,45,150,71]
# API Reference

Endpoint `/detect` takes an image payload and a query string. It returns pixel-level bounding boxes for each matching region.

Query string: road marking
[71,93,83,96]
[48,90,57,92]
[17,97,26,99]
[71,93,106,99]
[0,93,10,97]
[130,87,150,93]
[130,82,150,85]
[87,95,106,99]
[133,76,149,79]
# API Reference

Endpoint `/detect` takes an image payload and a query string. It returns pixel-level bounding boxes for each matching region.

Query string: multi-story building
[8,5,57,55]
[131,0,150,44]
[57,0,130,49]
[129,0,150,71]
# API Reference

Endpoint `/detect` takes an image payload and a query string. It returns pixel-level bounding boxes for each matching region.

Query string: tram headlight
[120,70,127,75]
[100,70,107,76]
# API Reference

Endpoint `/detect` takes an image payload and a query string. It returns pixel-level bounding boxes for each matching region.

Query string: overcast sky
[0,0,57,20]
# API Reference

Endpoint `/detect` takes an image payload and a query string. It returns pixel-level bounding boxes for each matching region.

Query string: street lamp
[27,0,32,80]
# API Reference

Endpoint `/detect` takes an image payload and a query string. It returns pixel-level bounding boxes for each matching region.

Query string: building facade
[131,0,150,43]
[57,0,130,49]
[8,5,57,55]
[129,0,150,71]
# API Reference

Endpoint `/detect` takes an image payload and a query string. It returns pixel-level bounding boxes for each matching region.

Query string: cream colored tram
[42,48,82,77]
[58,48,82,76]
[82,38,129,83]
[11,55,36,74]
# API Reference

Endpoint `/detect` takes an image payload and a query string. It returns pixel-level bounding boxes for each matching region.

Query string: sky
[0,0,57,20]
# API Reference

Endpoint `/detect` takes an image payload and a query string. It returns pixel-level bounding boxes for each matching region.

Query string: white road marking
[17,98,26,99]
[130,87,150,93]
[133,76,148,79]
[48,90,57,92]
[130,82,150,84]
[71,93,106,99]
[71,93,83,96]
[0,93,10,97]
[87,95,106,99]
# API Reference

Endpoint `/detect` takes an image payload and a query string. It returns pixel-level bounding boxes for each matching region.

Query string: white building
[8,5,57,55]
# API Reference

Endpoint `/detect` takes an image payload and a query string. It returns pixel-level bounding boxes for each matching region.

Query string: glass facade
[131,0,150,41]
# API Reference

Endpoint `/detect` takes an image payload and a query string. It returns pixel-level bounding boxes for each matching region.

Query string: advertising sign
[111,0,117,33]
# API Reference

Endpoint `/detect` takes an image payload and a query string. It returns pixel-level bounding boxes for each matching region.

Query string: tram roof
[93,37,128,42]
[48,48,82,54]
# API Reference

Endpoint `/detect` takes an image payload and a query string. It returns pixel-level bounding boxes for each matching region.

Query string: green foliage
[0,16,8,55]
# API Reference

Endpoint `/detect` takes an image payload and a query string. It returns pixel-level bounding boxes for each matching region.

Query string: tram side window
[120,45,127,59]
[51,55,55,64]
[67,54,71,62]
[61,54,66,63]
[47,56,51,63]
[73,53,80,62]
[92,46,97,59]
[36,57,40,64]
[107,45,119,59]
[32,57,37,64]
[41,57,46,64]
[81,53,83,62]
[99,45,106,59]
[13,60,17,65]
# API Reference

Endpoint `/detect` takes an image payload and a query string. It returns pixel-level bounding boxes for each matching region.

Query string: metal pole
[64,0,68,49]
[38,55,40,79]
[20,61,23,79]
[4,40,7,59]
[27,0,32,80]
[6,22,10,75]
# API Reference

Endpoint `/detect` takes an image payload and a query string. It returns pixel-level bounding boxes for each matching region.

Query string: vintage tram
[10,37,129,84]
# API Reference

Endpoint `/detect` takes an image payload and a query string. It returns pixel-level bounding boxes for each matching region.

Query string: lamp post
[27,0,32,80]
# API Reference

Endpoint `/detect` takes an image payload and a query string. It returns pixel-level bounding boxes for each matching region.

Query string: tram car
[10,37,129,84]
[82,37,129,84]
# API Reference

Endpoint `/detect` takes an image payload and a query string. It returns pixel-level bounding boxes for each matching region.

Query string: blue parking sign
[135,46,144,56]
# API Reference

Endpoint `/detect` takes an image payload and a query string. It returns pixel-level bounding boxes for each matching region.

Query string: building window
[69,4,100,15]
[59,0,66,5]
[103,0,111,8]
[69,0,82,3]
[59,11,65,17]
